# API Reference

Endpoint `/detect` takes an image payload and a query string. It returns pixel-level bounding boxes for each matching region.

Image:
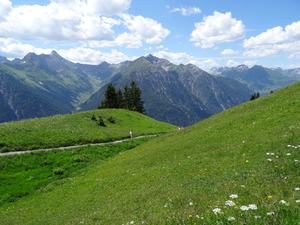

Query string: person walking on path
[129,130,133,138]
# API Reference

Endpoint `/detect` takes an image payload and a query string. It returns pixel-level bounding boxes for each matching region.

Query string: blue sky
[0,0,299,69]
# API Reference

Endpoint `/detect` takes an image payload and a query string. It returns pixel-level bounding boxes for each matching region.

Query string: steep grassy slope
[0,109,176,152]
[1,82,300,224]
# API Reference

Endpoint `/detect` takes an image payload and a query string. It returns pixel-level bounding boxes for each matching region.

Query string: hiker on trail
[129,130,133,138]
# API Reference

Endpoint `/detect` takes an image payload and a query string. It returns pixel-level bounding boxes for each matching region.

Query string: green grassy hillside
[0,109,176,152]
[1,82,300,224]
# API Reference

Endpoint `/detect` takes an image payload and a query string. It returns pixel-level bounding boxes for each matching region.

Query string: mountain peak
[50,50,64,60]
[143,54,173,69]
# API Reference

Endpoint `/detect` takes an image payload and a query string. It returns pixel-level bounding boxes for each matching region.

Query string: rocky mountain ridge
[0,51,297,125]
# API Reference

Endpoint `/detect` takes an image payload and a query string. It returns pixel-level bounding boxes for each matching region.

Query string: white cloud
[121,14,170,44]
[220,49,239,55]
[0,38,129,64]
[289,53,300,59]
[86,0,131,16]
[189,59,219,69]
[170,6,201,16]
[226,59,257,68]
[153,51,193,63]
[0,1,117,41]
[0,38,51,58]
[226,60,240,67]
[88,32,143,48]
[243,21,300,48]
[243,60,257,67]
[243,46,281,58]
[242,21,300,58]
[0,0,12,22]
[0,1,169,49]
[58,47,130,64]
[190,11,245,48]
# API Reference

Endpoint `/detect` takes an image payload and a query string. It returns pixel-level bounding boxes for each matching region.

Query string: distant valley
[0,52,298,126]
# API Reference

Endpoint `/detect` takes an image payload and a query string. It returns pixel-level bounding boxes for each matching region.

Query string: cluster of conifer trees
[250,92,260,101]
[98,81,146,114]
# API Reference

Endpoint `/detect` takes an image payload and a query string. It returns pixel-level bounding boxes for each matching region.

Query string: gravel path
[0,135,155,157]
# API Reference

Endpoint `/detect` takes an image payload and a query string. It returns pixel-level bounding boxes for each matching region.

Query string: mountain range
[0,51,298,126]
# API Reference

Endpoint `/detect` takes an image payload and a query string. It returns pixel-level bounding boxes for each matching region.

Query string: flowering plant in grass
[212,208,221,214]
[229,194,238,199]
[225,200,235,206]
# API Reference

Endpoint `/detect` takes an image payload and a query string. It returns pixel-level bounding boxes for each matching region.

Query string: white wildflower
[248,204,258,210]
[240,206,249,211]
[240,185,245,188]
[279,200,289,205]
[295,188,300,191]
[213,208,221,214]
[129,221,134,224]
[229,194,238,199]
[296,200,300,203]
[228,216,235,221]
[286,153,291,155]
[267,158,272,161]
[267,212,275,216]
[254,215,261,218]
[225,200,235,206]
[189,202,193,206]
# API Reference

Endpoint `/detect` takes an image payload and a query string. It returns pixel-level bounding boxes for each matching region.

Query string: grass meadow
[0,82,300,224]
[0,109,176,152]
[0,137,155,207]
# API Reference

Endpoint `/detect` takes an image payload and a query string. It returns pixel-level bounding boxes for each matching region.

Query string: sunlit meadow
[0,82,300,224]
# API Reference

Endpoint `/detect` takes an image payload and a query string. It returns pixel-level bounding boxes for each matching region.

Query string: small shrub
[107,116,115,123]
[91,115,97,121]
[53,167,64,175]
[97,116,106,127]
[72,155,89,163]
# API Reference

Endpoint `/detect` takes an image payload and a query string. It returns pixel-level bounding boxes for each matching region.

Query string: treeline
[98,81,146,114]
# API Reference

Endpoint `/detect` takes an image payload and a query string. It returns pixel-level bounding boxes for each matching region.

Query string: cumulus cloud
[88,14,170,48]
[226,60,240,67]
[0,38,51,58]
[0,38,130,64]
[0,1,117,41]
[243,60,258,67]
[153,50,193,63]
[58,47,130,64]
[242,22,300,58]
[86,0,131,16]
[121,14,170,44]
[0,0,169,50]
[221,49,239,55]
[190,11,245,48]
[243,46,281,58]
[243,21,300,48]
[226,59,257,68]
[0,0,12,22]
[170,6,201,16]
[189,59,219,69]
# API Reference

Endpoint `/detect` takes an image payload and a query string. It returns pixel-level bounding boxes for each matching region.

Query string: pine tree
[129,81,146,114]
[98,81,146,114]
[116,88,124,109]
[98,83,119,109]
